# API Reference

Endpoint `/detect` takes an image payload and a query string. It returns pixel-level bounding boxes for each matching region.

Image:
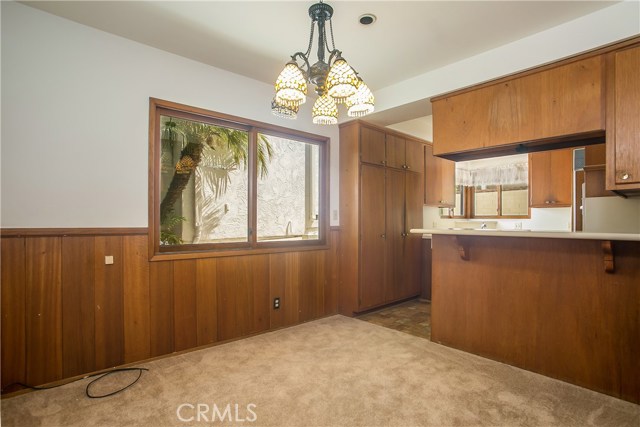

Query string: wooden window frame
[442,185,531,219]
[148,98,330,261]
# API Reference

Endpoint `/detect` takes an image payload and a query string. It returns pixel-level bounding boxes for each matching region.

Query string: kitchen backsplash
[423,206,572,232]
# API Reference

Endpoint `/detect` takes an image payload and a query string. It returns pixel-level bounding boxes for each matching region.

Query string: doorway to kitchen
[356,299,431,339]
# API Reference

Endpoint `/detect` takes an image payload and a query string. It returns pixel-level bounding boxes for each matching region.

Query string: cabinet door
[385,134,405,170]
[529,149,573,207]
[487,77,541,148]
[433,56,604,156]
[405,139,425,173]
[359,165,386,309]
[385,168,405,302]
[360,127,386,166]
[541,55,604,138]
[432,91,492,156]
[608,45,640,188]
[402,171,424,300]
[425,144,455,207]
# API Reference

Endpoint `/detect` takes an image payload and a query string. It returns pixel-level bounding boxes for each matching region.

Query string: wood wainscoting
[1,229,340,391]
[431,234,640,404]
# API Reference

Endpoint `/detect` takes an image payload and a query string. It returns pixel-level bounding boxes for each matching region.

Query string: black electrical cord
[2,367,149,399]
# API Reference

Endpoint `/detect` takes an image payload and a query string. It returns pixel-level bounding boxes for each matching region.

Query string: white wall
[375,0,640,114]
[0,1,339,228]
[2,1,639,228]
[387,116,433,142]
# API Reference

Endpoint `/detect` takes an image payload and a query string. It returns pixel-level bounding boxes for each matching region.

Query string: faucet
[285,221,292,236]
[480,222,487,229]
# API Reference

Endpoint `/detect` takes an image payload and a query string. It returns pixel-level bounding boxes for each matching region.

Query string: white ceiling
[22,0,620,124]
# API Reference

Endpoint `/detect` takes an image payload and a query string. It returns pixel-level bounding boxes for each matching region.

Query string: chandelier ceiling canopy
[271,1,374,125]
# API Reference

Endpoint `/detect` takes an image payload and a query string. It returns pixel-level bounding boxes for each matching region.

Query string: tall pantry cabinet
[339,121,425,315]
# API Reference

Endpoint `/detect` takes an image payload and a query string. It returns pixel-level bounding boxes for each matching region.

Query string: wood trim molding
[431,34,640,101]
[0,228,148,237]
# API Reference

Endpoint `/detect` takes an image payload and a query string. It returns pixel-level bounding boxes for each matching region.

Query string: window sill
[150,240,329,262]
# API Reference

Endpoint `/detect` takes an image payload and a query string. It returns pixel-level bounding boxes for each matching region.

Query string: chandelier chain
[304,21,315,59]
[327,19,337,52]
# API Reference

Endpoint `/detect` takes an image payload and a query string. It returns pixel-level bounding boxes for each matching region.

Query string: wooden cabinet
[359,165,386,308]
[606,44,640,193]
[528,148,573,207]
[361,128,425,172]
[386,134,425,172]
[339,121,425,314]
[424,143,455,207]
[584,144,616,198]
[385,134,406,169]
[432,55,604,158]
[360,126,386,166]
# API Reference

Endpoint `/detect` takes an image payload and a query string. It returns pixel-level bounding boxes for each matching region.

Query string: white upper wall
[0,1,338,228]
[375,0,639,113]
[387,116,434,142]
[2,1,639,228]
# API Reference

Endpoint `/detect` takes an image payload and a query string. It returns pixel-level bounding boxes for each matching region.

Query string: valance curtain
[455,154,528,187]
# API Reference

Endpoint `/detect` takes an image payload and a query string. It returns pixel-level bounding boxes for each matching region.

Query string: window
[149,99,328,259]
[444,184,529,218]
[473,184,529,217]
[442,154,529,219]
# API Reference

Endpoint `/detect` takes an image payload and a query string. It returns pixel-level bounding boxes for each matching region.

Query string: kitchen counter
[410,228,640,241]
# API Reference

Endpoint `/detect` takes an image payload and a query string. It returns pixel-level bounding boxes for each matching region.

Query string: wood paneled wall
[1,230,340,391]
[431,235,640,404]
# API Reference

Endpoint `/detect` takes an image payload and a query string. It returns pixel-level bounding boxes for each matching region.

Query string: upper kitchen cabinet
[528,148,573,207]
[361,127,425,172]
[386,134,425,172]
[424,143,455,207]
[432,55,604,159]
[360,126,386,165]
[606,43,640,194]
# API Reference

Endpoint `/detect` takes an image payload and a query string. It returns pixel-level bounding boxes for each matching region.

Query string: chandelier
[271,1,374,125]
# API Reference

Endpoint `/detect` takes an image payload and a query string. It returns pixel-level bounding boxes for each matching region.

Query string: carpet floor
[1,315,638,426]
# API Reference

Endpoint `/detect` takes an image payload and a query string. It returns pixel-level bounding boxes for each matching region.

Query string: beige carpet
[1,315,638,426]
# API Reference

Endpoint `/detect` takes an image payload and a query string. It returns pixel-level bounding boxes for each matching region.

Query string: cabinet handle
[380,160,386,165]
[406,165,410,170]
[545,200,550,204]
[380,234,386,239]
[621,172,630,180]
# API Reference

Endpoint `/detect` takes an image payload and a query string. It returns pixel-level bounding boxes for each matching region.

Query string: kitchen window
[148,98,329,260]
[442,154,529,219]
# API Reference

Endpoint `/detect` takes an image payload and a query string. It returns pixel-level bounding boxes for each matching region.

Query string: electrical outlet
[105,255,114,265]
[273,297,280,310]
[332,210,338,221]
